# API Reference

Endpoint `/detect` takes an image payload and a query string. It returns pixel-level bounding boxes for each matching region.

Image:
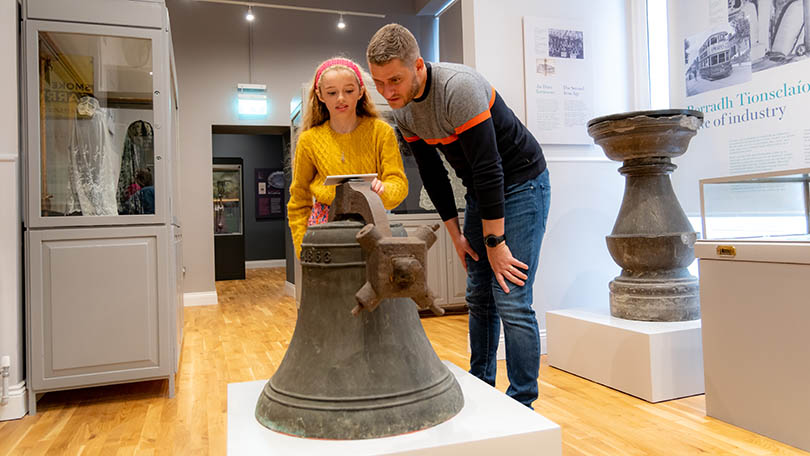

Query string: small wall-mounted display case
[699,167,810,242]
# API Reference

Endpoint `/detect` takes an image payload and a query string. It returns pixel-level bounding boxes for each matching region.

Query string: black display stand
[214,157,245,280]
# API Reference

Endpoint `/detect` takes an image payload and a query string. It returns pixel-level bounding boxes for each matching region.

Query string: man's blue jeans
[463,169,550,408]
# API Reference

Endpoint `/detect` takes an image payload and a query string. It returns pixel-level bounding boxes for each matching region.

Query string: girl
[287,57,408,256]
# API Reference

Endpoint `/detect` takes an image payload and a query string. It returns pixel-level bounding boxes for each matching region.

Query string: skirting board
[0,381,27,421]
[245,260,286,269]
[284,281,295,297]
[184,291,218,307]
[466,330,548,360]
[227,361,561,455]
[546,308,704,403]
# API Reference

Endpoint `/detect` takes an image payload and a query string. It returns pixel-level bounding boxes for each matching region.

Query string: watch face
[485,235,504,247]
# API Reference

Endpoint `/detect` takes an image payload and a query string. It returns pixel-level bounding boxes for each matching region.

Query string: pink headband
[313,58,365,90]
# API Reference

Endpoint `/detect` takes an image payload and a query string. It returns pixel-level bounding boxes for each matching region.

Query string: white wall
[461,0,633,333]
[1,0,26,420]
[165,0,432,294]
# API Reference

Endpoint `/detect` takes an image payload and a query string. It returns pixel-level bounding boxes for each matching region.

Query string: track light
[246,5,255,21]
[337,13,346,29]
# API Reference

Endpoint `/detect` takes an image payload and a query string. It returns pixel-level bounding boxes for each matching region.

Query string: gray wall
[166,0,436,294]
[212,133,286,261]
[439,1,463,63]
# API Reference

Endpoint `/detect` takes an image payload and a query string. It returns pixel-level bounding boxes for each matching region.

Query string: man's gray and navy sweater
[393,62,546,221]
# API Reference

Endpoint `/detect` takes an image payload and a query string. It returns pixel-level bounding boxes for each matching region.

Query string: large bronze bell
[255,182,464,439]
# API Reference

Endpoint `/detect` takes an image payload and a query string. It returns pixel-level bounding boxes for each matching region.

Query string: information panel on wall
[255,168,284,219]
[522,16,594,145]
[668,0,810,216]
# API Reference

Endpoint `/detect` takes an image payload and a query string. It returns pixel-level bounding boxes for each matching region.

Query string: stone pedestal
[587,110,703,322]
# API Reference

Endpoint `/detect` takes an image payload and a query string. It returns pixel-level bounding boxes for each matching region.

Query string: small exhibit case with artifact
[21,0,184,414]
[213,158,245,280]
[696,168,810,451]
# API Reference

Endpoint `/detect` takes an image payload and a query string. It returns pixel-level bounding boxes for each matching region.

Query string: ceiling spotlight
[246,5,255,22]
[337,13,346,29]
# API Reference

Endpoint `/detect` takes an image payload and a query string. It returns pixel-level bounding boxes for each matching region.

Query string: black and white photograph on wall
[684,25,753,96]
[548,28,584,59]
[535,58,556,76]
[255,168,284,219]
[732,0,810,72]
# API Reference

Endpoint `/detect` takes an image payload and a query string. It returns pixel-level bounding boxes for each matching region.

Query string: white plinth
[546,308,703,403]
[227,361,561,455]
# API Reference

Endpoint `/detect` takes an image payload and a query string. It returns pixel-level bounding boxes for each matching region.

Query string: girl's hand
[371,178,385,195]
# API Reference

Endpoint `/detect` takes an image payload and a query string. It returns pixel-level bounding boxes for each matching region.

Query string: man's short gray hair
[367,23,421,66]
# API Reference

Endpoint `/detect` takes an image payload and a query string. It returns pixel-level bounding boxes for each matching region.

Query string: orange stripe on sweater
[403,87,497,144]
[453,87,496,135]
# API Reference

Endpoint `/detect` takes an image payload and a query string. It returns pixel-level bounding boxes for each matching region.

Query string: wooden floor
[1,267,807,455]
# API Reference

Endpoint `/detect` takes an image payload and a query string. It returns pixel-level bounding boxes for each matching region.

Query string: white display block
[227,361,561,455]
[546,308,703,402]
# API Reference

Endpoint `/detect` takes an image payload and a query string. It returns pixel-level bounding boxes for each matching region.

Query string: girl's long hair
[301,57,380,131]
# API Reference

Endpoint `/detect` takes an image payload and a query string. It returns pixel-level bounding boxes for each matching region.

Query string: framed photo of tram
[684,24,751,97]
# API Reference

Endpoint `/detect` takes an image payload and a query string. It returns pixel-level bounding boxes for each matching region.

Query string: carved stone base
[588,109,705,323]
[609,274,700,322]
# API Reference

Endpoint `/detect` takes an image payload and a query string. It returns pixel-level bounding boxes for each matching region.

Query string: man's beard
[401,72,421,105]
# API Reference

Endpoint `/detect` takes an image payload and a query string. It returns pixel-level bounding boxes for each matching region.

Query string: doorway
[211,125,292,280]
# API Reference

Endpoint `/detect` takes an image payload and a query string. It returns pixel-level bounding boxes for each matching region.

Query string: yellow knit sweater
[288,116,408,255]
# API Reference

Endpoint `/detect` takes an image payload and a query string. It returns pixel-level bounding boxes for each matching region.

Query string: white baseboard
[0,381,27,421]
[467,329,548,360]
[284,281,295,297]
[540,329,547,355]
[184,291,218,307]
[246,259,286,269]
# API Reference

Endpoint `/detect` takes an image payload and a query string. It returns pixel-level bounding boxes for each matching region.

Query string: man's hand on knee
[486,242,528,293]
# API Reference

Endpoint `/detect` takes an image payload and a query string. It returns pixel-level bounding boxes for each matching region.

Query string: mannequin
[68,95,118,216]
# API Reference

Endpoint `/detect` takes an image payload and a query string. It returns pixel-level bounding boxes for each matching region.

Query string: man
[367,24,550,408]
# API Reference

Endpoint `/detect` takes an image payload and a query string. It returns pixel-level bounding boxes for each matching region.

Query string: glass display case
[36,31,155,217]
[213,158,245,281]
[22,0,181,414]
[213,164,243,235]
[699,168,810,242]
[696,167,810,450]
[25,17,168,227]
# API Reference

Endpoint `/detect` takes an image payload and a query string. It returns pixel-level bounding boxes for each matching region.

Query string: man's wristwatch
[484,233,506,248]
